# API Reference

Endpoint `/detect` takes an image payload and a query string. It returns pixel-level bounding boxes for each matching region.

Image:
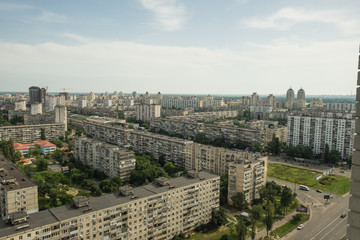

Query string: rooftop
[0,154,37,191]
[0,171,219,237]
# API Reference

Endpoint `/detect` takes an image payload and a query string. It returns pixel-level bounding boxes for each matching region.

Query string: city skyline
[0,0,359,94]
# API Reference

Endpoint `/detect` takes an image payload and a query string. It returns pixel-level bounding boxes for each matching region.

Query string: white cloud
[34,11,68,23]
[139,0,186,31]
[0,38,357,95]
[240,7,360,36]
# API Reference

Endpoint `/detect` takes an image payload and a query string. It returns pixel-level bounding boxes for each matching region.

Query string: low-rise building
[0,154,39,221]
[74,137,136,180]
[13,140,56,155]
[0,172,220,240]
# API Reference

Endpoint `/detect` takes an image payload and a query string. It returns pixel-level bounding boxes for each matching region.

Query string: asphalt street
[269,178,349,240]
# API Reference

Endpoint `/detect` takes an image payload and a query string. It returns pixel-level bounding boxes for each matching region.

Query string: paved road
[268,178,349,240]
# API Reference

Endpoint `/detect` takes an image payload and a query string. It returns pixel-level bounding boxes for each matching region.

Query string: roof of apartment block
[0,154,37,191]
[0,171,218,237]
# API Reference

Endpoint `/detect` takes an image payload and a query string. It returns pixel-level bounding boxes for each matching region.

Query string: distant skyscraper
[132,91,137,99]
[286,88,295,110]
[296,88,306,109]
[40,87,46,106]
[55,105,67,130]
[347,48,360,239]
[29,86,41,104]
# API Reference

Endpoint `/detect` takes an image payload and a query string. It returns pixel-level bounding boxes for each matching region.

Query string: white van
[299,185,310,191]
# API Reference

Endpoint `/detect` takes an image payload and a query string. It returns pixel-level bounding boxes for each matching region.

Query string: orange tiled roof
[13,140,56,150]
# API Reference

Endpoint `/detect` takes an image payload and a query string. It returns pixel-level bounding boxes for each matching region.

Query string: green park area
[268,163,350,195]
[271,213,309,238]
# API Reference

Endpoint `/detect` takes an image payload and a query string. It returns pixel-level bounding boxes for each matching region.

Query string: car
[297,224,304,230]
[316,189,323,193]
[341,213,347,218]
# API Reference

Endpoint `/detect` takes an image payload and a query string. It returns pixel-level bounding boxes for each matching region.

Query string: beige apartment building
[74,137,136,181]
[84,118,265,177]
[0,154,38,221]
[0,123,66,144]
[135,104,161,122]
[150,118,263,146]
[0,172,220,240]
[228,157,268,204]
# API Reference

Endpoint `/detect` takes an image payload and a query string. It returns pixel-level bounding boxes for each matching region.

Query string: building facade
[0,123,66,144]
[135,104,161,122]
[346,49,360,239]
[74,137,136,180]
[0,154,38,221]
[0,172,220,240]
[287,115,355,158]
[228,157,267,204]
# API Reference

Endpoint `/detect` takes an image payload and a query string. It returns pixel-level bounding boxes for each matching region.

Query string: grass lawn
[189,225,236,240]
[271,214,310,238]
[268,163,350,195]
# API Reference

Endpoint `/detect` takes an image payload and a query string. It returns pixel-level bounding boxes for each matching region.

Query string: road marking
[310,216,346,240]
[317,217,347,240]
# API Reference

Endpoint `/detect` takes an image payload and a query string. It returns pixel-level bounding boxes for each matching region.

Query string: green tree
[324,144,330,163]
[236,218,247,240]
[254,142,263,153]
[280,186,295,214]
[40,128,46,140]
[29,146,41,157]
[220,234,229,240]
[111,176,123,187]
[265,201,274,236]
[117,110,125,119]
[53,149,65,164]
[250,205,263,240]
[220,174,228,206]
[231,192,248,210]
[164,162,176,176]
[328,149,342,164]
[53,139,64,148]
[211,208,227,226]
[35,157,48,171]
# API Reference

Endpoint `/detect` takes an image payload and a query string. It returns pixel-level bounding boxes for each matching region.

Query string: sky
[0,0,359,95]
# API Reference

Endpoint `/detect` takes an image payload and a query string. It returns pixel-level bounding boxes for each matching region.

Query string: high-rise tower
[296,88,306,109]
[347,48,360,239]
[286,88,295,110]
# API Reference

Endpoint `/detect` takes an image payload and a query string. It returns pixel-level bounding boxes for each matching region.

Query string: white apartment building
[14,101,26,111]
[0,172,220,240]
[161,97,203,109]
[30,103,42,115]
[326,102,355,112]
[287,115,355,158]
[74,137,136,180]
[135,104,161,122]
[54,105,67,131]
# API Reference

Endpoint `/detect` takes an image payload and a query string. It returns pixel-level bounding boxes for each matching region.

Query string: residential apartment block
[228,157,267,204]
[74,137,136,180]
[84,118,265,177]
[161,97,203,109]
[0,123,66,144]
[0,154,39,221]
[150,118,263,146]
[0,172,220,240]
[135,104,161,122]
[346,49,360,240]
[287,115,355,158]
[326,102,355,112]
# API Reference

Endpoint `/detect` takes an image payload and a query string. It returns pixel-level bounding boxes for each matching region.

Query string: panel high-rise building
[347,48,360,239]
[29,86,41,104]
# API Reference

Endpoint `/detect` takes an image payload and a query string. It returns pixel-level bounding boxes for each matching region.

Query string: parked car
[341,213,347,218]
[297,224,304,230]
[316,189,323,193]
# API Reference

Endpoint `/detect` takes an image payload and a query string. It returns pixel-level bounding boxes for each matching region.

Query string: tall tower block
[55,105,67,130]
[347,48,360,239]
